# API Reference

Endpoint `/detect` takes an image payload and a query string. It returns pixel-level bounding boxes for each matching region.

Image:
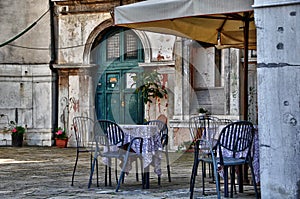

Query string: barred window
[125,31,138,60]
[106,33,120,61]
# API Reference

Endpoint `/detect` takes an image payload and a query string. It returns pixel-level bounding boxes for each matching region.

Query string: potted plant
[198,107,209,116]
[54,127,68,148]
[133,71,168,120]
[10,121,26,147]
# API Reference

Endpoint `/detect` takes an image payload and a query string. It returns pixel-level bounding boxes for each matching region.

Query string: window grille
[106,33,120,61]
[125,32,138,60]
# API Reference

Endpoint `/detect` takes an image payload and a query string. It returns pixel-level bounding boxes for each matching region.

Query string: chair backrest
[97,120,124,146]
[72,116,95,148]
[145,120,168,147]
[189,115,220,143]
[217,120,254,161]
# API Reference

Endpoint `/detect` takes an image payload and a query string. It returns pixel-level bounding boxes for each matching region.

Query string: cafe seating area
[0,143,260,198]
[0,116,260,198]
[67,115,261,198]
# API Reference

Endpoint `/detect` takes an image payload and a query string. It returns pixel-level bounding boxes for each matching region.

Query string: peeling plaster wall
[56,67,95,147]
[191,47,216,88]
[0,65,53,146]
[57,13,111,64]
[145,32,176,62]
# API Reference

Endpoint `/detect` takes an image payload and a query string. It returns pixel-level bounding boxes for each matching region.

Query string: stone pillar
[173,38,184,120]
[182,38,191,119]
[254,1,300,198]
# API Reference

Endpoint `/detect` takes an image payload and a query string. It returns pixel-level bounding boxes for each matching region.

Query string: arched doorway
[92,27,144,124]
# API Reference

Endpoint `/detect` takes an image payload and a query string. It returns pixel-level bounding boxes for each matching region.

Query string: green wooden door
[96,69,144,124]
[94,27,144,124]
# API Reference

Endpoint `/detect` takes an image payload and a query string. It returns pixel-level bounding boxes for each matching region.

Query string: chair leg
[158,176,161,186]
[166,152,171,182]
[203,161,206,178]
[201,161,206,196]
[230,166,235,198]
[136,159,139,181]
[189,159,199,199]
[96,159,99,187]
[224,166,229,197]
[105,165,108,186]
[116,153,130,192]
[238,165,243,193]
[109,165,112,186]
[211,158,221,199]
[88,157,97,188]
[249,162,259,199]
[71,151,79,186]
[116,171,125,192]
[115,158,118,184]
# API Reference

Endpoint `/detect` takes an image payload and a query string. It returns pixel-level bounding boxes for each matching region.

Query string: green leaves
[134,71,167,104]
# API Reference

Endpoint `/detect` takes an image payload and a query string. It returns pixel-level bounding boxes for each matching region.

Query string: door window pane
[125,31,138,60]
[106,33,120,61]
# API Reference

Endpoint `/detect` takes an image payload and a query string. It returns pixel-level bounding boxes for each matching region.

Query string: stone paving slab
[0,147,259,198]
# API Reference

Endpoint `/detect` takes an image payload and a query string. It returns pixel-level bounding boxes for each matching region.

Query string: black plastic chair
[215,121,258,198]
[191,120,259,199]
[189,115,221,198]
[145,120,171,185]
[88,120,144,192]
[71,116,98,186]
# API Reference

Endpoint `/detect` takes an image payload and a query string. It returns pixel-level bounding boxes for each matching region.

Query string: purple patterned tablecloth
[102,125,162,176]
[120,125,162,176]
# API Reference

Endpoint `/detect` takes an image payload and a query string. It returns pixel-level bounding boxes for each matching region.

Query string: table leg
[143,165,150,189]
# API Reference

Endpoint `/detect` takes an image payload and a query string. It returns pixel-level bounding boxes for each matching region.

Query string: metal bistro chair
[88,120,144,192]
[71,116,98,186]
[189,115,221,199]
[145,120,171,185]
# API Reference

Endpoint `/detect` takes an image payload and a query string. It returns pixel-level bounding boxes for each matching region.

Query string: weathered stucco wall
[0,0,53,146]
[0,0,51,63]
[254,0,300,198]
[56,67,95,146]
[0,64,53,146]
[57,13,111,64]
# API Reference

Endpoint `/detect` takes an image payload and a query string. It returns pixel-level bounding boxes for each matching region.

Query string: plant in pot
[133,71,168,121]
[10,121,26,147]
[198,107,209,116]
[54,127,68,148]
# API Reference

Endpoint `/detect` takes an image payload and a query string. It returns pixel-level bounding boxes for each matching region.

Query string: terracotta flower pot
[55,138,68,148]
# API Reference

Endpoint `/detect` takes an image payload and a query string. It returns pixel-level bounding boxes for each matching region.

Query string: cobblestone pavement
[0,147,259,198]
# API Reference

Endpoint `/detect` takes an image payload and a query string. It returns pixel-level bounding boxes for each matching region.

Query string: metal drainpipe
[49,0,58,144]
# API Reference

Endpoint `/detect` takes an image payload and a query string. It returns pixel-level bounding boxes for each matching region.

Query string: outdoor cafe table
[102,124,162,189]
[120,124,162,189]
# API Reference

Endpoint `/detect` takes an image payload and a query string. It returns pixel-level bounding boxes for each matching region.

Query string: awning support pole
[243,12,250,121]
